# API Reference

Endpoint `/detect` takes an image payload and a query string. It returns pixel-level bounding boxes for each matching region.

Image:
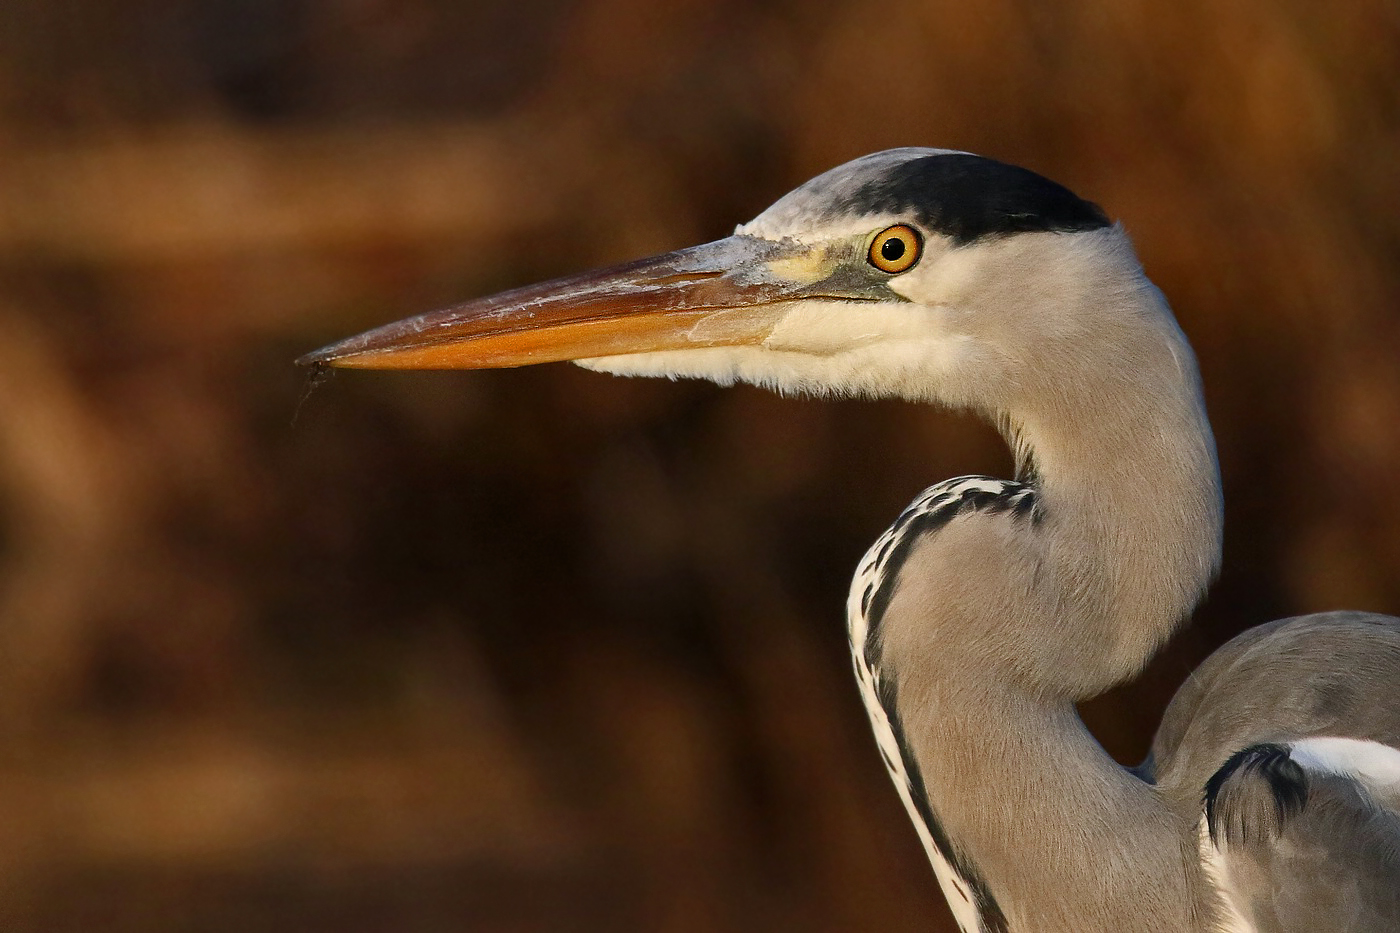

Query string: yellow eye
[868,224,922,274]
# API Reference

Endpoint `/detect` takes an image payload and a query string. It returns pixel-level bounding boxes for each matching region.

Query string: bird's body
[305,148,1400,931]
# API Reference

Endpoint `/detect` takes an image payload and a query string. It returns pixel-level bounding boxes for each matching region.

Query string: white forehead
[738,148,968,241]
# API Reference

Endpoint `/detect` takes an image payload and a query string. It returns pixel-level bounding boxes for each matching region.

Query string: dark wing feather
[1208,762,1400,932]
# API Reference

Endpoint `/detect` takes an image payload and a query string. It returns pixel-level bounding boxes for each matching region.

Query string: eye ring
[868,224,923,274]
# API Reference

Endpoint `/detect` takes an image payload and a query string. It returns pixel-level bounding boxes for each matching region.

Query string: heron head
[301,149,1157,414]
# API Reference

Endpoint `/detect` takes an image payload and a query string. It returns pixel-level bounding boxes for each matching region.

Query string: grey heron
[302,149,1400,932]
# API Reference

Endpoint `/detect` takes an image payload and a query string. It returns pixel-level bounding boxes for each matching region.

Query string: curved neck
[984,238,1224,696]
[1014,337,1222,693]
[904,686,1201,933]
[871,256,1223,928]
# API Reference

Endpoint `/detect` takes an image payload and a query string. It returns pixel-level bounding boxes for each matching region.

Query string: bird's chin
[575,347,762,387]
[576,346,908,400]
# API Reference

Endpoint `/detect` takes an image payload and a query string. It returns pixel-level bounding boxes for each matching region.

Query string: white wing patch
[1197,818,1257,933]
[1288,736,1400,798]
[1198,736,1400,933]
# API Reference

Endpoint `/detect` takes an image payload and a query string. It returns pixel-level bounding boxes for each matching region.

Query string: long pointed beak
[299,235,820,370]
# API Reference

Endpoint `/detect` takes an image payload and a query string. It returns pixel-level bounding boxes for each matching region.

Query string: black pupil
[881,236,906,262]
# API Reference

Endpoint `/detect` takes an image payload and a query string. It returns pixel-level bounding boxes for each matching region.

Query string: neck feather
[906,687,1199,932]
[947,230,1225,695]
[1013,281,1222,694]
[863,230,1223,929]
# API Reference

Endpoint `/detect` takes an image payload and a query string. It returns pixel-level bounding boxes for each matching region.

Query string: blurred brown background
[0,0,1397,930]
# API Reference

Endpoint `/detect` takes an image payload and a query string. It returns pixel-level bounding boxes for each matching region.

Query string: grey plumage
[303,148,1400,932]
[1156,614,1400,932]
[1151,614,1400,798]
[1212,768,1400,931]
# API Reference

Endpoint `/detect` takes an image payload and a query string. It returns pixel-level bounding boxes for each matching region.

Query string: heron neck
[882,233,1223,929]
[1006,287,1223,695]
[908,685,1199,932]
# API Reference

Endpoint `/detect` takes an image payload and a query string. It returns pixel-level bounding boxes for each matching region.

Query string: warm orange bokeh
[0,1,1397,930]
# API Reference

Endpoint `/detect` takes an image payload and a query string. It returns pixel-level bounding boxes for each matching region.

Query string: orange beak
[298,235,838,370]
